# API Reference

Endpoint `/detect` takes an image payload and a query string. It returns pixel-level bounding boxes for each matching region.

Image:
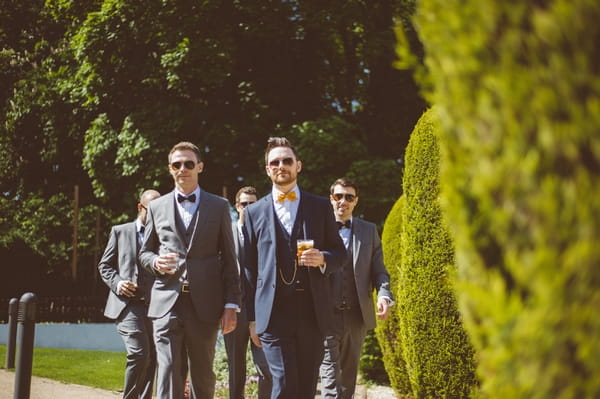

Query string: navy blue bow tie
[177,193,196,203]
[337,220,351,230]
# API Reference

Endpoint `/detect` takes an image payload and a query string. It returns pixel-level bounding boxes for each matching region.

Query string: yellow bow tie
[277,191,297,203]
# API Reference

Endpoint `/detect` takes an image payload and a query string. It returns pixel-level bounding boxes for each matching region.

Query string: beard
[271,171,295,185]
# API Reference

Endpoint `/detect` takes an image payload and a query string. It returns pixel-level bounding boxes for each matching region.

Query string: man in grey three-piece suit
[139,141,241,399]
[98,189,161,399]
[319,177,393,399]
[243,137,346,399]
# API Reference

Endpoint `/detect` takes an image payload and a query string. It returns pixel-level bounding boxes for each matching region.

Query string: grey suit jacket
[232,221,243,269]
[343,217,393,330]
[139,189,241,320]
[98,221,151,319]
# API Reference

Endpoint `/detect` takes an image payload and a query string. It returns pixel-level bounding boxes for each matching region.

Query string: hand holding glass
[296,239,314,266]
[164,252,179,274]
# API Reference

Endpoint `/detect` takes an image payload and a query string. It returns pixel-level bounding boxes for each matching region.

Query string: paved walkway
[0,369,121,399]
[0,369,397,398]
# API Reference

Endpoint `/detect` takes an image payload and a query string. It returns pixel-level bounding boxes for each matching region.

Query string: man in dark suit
[98,189,161,399]
[243,137,346,399]
[225,186,272,399]
[139,141,241,399]
[319,177,393,399]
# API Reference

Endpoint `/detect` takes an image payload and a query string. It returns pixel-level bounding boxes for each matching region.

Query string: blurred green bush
[412,1,600,397]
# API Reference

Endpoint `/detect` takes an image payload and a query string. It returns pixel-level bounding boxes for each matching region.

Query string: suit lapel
[262,195,277,252]
[129,222,140,282]
[352,219,363,269]
[186,189,208,249]
[166,191,178,229]
[165,191,187,249]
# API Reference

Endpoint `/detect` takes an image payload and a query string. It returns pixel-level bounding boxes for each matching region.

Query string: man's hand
[299,248,325,268]
[117,280,137,297]
[154,253,179,275]
[221,308,237,334]
[376,297,391,320]
[249,321,261,347]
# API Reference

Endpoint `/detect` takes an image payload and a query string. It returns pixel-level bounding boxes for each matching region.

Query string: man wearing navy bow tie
[319,177,394,399]
[139,141,241,399]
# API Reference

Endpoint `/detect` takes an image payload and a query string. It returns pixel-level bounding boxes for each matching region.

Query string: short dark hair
[264,137,299,165]
[235,186,258,204]
[330,177,359,197]
[168,141,202,163]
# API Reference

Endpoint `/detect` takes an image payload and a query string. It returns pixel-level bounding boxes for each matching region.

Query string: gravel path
[0,369,398,398]
[0,369,121,399]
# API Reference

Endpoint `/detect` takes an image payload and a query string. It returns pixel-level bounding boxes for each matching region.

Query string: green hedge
[378,195,411,396]
[400,108,477,398]
[358,329,390,386]
[412,1,600,397]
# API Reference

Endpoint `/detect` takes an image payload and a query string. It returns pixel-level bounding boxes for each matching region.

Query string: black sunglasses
[332,193,356,202]
[240,201,255,208]
[268,157,294,168]
[170,161,196,170]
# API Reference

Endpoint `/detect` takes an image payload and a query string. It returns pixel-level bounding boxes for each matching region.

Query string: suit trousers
[259,289,324,399]
[152,293,219,399]
[224,306,272,399]
[116,302,156,399]
[319,308,367,399]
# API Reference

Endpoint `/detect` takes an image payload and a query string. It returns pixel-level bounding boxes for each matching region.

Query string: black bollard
[13,292,37,399]
[5,298,19,369]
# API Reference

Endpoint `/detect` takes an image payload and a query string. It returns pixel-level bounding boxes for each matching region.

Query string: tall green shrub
[411,1,600,397]
[400,108,477,398]
[358,330,390,386]
[378,196,412,396]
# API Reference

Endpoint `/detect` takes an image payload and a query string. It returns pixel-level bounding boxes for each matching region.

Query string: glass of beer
[296,239,314,266]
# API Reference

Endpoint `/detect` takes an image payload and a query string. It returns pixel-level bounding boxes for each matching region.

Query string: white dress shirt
[174,186,201,229]
[271,185,301,235]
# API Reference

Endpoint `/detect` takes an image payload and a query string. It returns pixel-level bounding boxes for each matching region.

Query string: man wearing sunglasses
[224,186,272,399]
[139,141,241,399]
[98,189,160,399]
[319,177,393,399]
[242,137,346,399]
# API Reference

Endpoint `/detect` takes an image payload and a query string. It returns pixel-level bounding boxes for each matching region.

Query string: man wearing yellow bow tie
[242,137,346,399]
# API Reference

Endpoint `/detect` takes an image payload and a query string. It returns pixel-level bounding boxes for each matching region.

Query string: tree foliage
[412,0,600,397]
[0,0,425,295]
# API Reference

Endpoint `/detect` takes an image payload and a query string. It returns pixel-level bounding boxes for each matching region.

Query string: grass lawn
[0,345,124,391]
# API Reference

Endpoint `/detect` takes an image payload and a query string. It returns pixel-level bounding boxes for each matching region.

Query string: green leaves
[83,113,117,199]
[414,0,600,397]
[1,0,424,293]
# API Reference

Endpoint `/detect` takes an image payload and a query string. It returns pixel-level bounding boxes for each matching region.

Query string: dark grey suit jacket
[342,217,393,330]
[139,189,241,320]
[243,190,346,335]
[98,221,150,319]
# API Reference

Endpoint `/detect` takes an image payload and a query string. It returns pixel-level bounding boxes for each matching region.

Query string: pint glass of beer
[296,239,314,266]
